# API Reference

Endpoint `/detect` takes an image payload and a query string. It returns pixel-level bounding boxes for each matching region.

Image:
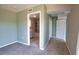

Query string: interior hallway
[0,38,70,55]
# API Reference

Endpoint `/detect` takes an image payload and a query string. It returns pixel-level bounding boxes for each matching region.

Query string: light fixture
[33,15,37,18]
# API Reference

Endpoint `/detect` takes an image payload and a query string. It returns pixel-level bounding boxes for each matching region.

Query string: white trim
[0,41,17,48]
[51,37,66,42]
[40,47,44,50]
[27,11,42,50]
[49,36,55,40]
[27,14,30,45]
[17,41,29,46]
[65,42,71,55]
[40,39,49,50]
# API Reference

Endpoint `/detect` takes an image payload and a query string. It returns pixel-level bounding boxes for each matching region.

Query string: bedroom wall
[16,9,27,44]
[0,8,17,47]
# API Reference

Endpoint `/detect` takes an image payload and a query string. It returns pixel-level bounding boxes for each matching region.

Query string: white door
[56,20,66,41]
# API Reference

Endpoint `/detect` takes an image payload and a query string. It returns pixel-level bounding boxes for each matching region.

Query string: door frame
[27,11,42,49]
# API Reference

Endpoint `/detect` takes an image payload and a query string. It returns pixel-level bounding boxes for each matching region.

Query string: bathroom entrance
[27,11,40,48]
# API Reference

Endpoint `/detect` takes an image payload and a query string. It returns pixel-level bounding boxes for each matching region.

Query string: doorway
[27,11,41,48]
[56,19,66,41]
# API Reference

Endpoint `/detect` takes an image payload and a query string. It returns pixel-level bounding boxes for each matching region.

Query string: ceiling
[0,4,39,12]
[49,10,71,17]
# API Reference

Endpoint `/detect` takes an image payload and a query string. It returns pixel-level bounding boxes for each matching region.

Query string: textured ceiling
[0,4,39,12]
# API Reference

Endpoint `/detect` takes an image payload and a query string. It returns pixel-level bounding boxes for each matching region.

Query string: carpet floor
[0,39,70,55]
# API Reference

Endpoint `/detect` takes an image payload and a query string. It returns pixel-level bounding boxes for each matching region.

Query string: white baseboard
[39,44,44,50]
[65,42,71,55]
[40,39,49,50]
[49,36,56,39]
[40,47,44,50]
[0,41,29,49]
[0,41,17,48]
[17,41,29,46]
[44,40,49,50]
[0,40,49,51]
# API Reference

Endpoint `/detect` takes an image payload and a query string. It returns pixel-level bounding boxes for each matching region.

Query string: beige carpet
[0,39,70,55]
